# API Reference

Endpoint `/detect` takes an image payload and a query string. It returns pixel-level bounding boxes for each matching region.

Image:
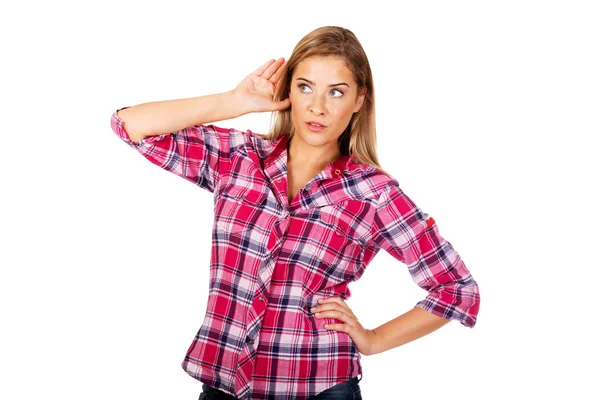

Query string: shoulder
[201,124,249,143]
[199,124,271,154]
[245,130,275,156]
[359,165,402,197]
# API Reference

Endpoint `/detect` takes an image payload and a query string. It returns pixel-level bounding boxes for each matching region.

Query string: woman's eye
[297,84,342,97]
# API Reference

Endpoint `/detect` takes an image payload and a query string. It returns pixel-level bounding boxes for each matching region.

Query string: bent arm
[371,181,481,328]
[117,91,248,143]
[368,307,450,355]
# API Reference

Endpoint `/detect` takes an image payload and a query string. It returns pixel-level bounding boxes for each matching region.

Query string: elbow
[128,132,146,144]
[115,107,147,143]
[118,117,144,144]
[447,276,480,327]
[420,277,480,328]
[453,278,480,328]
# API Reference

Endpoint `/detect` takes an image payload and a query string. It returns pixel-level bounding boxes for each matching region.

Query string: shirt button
[249,339,255,344]
[334,169,341,176]
[259,297,265,302]
[275,177,282,183]
[335,229,343,236]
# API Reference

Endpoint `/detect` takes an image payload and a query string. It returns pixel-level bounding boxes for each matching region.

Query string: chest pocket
[214,181,268,238]
[302,201,367,291]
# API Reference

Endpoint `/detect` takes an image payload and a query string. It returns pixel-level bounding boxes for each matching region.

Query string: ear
[353,87,367,113]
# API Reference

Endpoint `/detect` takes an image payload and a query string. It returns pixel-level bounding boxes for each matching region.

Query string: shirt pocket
[214,181,268,237]
[302,202,367,291]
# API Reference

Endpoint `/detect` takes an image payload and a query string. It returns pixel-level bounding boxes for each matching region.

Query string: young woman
[111,26,480,400]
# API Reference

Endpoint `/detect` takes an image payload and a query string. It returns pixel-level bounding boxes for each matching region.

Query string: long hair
[265,26,386,173]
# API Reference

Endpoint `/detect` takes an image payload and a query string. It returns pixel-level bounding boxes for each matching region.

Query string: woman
[110,26,480,400]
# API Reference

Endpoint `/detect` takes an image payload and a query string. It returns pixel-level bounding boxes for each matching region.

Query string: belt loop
[357,373,363,382]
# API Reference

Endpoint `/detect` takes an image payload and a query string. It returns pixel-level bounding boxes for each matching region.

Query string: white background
[2,1,599,399]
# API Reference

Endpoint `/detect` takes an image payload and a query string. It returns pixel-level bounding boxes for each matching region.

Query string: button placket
[271,175,289,209]
[246,294,268,348]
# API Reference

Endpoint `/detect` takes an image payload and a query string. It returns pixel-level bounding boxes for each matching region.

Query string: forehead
[292,56,355,85]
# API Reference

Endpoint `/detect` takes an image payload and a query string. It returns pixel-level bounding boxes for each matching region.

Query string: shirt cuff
[414,281,480,328]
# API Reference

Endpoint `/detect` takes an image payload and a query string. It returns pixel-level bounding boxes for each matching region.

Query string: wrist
[228,89,251,116]
[367,328,380,356]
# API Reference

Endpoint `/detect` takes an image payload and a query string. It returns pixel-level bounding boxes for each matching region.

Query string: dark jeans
[198,375,363,399]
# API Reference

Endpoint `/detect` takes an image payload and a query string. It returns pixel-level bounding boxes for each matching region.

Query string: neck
[287,134,341,171]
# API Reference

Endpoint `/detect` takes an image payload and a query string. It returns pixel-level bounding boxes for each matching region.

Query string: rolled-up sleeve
[370,181,480,327]
[110,106,227,193]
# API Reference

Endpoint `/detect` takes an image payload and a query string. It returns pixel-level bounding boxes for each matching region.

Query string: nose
[309,95,326,116]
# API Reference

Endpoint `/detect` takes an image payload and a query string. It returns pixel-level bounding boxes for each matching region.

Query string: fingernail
[317,299,323,304]
[310,307,316,312]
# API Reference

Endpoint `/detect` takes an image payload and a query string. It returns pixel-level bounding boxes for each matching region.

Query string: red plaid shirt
[110,107,480,399]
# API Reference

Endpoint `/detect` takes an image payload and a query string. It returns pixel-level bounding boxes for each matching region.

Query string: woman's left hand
[310,296,377,356]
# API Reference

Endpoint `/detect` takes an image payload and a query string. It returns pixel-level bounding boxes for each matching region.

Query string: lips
[305,121,327,133]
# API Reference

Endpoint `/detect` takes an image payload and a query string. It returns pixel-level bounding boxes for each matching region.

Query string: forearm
[117,91,247,142]
[368,306,451,356]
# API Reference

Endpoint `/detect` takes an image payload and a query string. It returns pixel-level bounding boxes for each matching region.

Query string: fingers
[272,98,291,111]
[317,296,352,313]
[261,57,285,80]
[312,296,356,319]
[269,59,287,84]
[323,322,350,332]
[253,59,277,76]
[315,308,351,321]
[316,309,357,331]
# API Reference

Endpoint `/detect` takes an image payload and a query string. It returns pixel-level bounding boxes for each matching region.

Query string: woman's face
[289,56,365,156]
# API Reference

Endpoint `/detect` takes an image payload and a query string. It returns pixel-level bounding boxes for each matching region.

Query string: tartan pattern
[111,107,480,399]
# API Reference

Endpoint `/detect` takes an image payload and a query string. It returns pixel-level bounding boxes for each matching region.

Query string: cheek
[290,94,308,110]
[329,102,355,124]
[290,100,301,120]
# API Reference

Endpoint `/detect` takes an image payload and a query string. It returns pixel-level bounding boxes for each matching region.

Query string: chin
[299,132,335,147]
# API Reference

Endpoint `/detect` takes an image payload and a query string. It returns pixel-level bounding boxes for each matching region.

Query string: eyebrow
[296,77,350,88]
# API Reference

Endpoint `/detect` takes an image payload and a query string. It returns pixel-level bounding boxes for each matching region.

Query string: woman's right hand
[232,58,291,113]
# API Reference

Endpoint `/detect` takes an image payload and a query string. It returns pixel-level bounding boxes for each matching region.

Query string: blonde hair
[266,26,387,173]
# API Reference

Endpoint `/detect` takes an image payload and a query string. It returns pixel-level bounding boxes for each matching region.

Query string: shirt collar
[258,134,371,177]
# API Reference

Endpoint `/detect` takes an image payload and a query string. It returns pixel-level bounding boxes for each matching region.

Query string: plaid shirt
[110,107,480,399]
